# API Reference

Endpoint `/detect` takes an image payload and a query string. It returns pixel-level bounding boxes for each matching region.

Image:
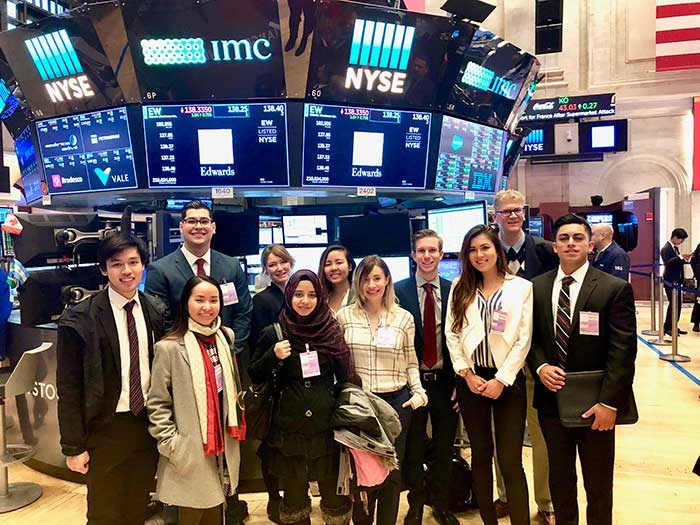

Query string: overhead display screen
[0,15,125,119]
[121,0,285,101]
[521,124,555,156]
[36,106,138,195]
[143,103,289,188]
[435,115,506,193]
[428,201,487,253]
[520,93,616,122]
[305,0,465,109]
[15,126,45,204]
[302,103,431,189]
[0,50,34,139]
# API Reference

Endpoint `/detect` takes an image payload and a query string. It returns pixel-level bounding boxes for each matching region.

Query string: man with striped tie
[528,214,637,525]
[57,234,167,525]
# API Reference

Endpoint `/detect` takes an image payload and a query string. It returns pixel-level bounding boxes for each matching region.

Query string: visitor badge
[579,311,600,336]
[214,363,224,392]
[491,310,508,334]
[300,349,321,378]
[376,327,398,348]
[221,282,239,306]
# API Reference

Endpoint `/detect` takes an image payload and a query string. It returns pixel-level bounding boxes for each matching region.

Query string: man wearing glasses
[492,189,559,525]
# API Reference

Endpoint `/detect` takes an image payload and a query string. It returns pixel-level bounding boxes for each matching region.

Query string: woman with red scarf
[249,270,357,525]
[148,275,245,525]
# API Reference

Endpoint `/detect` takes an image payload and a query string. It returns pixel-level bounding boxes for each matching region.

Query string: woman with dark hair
[445,225,533,525]
[336,255,427,525]
[318,245,356,312]
[249,270,356,525]
[690,242,700,332]
[147,275,245,525]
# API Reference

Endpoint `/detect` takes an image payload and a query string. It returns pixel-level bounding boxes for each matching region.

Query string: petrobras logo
[345,19,415,94]
[24,30,95,104]
[460,62,519,100]
[140,36,272,66]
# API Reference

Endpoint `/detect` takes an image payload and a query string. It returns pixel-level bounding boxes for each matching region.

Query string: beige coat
[147,337,241,509]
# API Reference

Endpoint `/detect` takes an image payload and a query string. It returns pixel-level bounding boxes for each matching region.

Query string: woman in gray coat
[148,275,246,525]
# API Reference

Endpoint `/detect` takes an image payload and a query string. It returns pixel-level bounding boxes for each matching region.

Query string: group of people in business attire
[56,192,638,525]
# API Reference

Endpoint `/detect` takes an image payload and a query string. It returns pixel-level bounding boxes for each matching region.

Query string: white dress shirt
[181,246,212,276]
[108,287,150,412]
[550,261,590,332]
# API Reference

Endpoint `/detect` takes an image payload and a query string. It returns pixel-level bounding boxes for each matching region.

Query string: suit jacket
[394,276,453,374]
[250,284,285,348]
[520,234,559,281]
[56,289,167,456]
[527,266,637,417]
[147,336,240,508]
[660,241,685,283]
[445,275,533,386]
[593,241,630,282]
[145,248,253,353]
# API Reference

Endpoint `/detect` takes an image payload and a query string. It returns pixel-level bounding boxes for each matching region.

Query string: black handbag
[243,323,283,441]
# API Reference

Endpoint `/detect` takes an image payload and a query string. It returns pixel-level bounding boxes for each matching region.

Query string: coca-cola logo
[532,101,555,111]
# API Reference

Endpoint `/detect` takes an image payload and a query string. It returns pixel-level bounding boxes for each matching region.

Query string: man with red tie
[395,230,459,525]
[57,234,167,524]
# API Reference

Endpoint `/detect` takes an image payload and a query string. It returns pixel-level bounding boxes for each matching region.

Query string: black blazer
[250,284,285,348]
[56,289,167,456]
[527,266,637,417]
[394,276,453,373]
[593,241,630,282]
[660,241,685,283]
[520,234,559,281]
[145,248,253,352]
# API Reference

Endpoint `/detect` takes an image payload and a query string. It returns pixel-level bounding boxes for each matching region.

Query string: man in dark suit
[493,189,558,525]
[591,223,630,281]
[57,234,167,525]
[660,227,690,335]
[396,229,459,525]
[528,214,637,525]
[146,200,253,353]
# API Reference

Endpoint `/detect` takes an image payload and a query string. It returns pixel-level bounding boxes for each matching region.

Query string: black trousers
[456,369,529,525]
[403,371,458,511]
[288,0,316,41]
[539,415,615,525]
[86,412,158,525]
[663,283,682,331]
[281,476,349,524]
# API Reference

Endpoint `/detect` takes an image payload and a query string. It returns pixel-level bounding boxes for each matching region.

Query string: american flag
[656,0,700,72]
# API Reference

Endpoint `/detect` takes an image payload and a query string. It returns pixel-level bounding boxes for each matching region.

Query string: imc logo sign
[524,128,544,153]
[461,62,519,100]
[24,30,95,104]
[140,37,272,66]
[345,19,415,94]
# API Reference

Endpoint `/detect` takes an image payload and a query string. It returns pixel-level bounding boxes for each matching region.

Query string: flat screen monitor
[339,213,411,257]
[143,103,289,188]
[282,215,328,245]
[36,107,138,195]
[428,201,487,254]
[578,119,628,153]
[286,246,327,273]
[354,255,411,282]
[528,216,544,237]
[303,103,431,188]
[438,258,461,282]
[435,115,506,192]
[585,212,614,226]
[210,211,260,257]
[14,126,45,204]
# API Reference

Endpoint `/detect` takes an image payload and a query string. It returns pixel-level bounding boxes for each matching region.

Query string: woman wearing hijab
[147,275,245,525]
[249,270,356,525]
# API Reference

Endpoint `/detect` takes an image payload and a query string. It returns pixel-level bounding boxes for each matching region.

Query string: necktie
[507,248,521,275]
[124,300,144,416]
[554,276,575,369]
[195,258,206,276]
[507,247,519,262]
[422,283,438,369]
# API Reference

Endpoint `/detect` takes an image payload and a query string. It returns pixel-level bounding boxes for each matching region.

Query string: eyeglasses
[495,207,524,216]
[182,218,213,227]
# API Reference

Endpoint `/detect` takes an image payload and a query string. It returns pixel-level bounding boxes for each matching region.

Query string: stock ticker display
[302,103,431,189]
[143,103,289,188]
[435,114,505,192]
[36,106,138,195]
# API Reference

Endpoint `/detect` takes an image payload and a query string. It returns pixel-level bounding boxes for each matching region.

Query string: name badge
[214,363,224,392]
[376,327,398,348]
[579,311,600,336]
[491,310,508,334]
[221,282,239,306]
[300,350,321,378]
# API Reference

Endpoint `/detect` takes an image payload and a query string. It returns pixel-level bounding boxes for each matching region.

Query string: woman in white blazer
[148,275,245,525]
[446,225,533,525]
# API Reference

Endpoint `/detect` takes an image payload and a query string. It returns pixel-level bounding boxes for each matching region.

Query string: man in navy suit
[492,189,558,525]
[145,200,253,353]
[591,224,630,281]
[660,228,690,335]
[396,229,459,525]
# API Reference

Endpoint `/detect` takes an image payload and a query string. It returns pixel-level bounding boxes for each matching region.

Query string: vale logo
[345,19,415,94]
[94,167,111,186]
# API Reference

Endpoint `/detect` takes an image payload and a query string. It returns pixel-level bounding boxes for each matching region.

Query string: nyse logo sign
[25,30,95,104]
[140,37,272,66]
[345,19,415,94]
